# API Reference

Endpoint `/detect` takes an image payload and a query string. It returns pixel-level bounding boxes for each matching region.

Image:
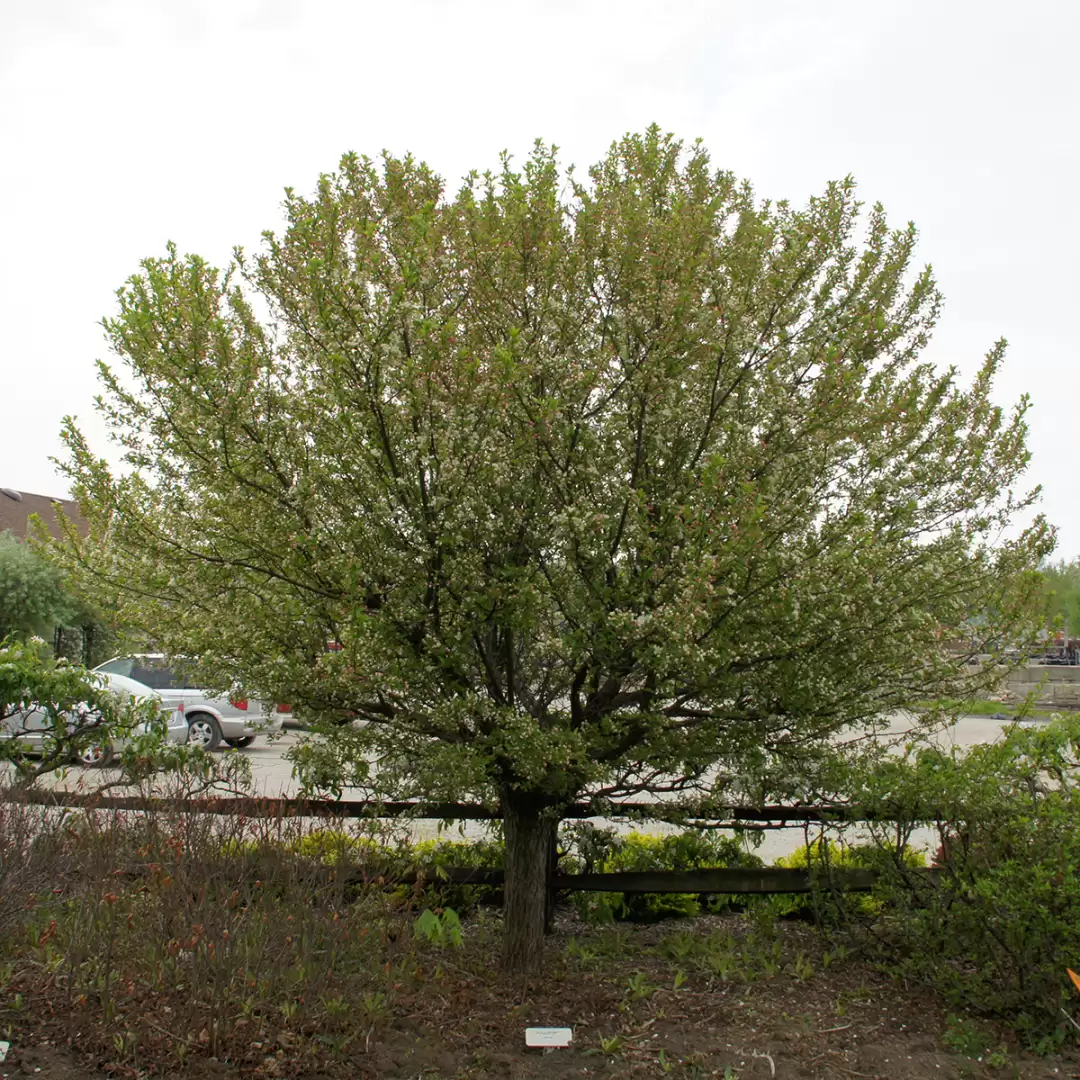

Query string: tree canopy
[51,127,1051,969]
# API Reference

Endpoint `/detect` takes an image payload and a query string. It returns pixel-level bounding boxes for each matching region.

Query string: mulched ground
[1,911,1078,1080]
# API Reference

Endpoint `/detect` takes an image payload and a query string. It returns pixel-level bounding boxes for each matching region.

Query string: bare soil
[1,912,1078,1080]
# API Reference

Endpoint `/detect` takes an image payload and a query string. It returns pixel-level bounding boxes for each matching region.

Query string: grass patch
[909,698,1057,718]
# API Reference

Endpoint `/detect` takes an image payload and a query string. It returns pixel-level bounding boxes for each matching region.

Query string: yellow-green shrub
[568,828,763,923]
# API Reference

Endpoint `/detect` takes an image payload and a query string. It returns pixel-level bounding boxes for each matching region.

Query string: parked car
[93,655,283,752]
[0,671,188,767]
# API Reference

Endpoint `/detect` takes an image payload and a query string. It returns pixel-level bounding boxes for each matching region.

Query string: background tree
[0,529,77,642]
[1039,558,1080,636]
[50,128,1051,970]
[0,529,117,665]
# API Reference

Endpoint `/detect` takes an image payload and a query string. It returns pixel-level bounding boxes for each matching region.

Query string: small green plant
[684,928,789,985]
[359,990,389,1023]
[705,949,735,982]
[759,938,783,978]
[412,907,463,948]
[942,1014,1007,1064]
[821,943,850,969]
[624,970,657,1001]
[747,903,777,940]
[659,929,702,962]
[598,1033,623,1054]
[594,927,633,959]
[565,936,598,966]
[322,994,350,1017]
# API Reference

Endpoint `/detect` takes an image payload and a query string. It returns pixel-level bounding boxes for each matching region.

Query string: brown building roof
[0,488,88,540]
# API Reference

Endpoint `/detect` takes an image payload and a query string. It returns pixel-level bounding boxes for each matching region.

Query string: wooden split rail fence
[7,789,933,897]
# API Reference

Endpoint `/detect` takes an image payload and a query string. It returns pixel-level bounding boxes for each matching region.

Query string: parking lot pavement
[9,730,306,797]
[234,730,302,795]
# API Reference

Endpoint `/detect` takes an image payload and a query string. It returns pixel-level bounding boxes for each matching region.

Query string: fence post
[543,828,558,934]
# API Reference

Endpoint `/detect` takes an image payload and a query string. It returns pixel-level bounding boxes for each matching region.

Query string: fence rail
[549,867,896,893]
[117,860,931,895]
[11,788,870,825]
[6,788,939,897]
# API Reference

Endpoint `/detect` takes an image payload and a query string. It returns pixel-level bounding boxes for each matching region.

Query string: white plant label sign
[525,1027,573,1048]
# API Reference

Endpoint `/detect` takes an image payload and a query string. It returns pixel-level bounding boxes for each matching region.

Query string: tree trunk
[501,788,558,973]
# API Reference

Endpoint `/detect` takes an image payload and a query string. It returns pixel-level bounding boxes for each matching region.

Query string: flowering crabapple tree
[50,128,1050,970]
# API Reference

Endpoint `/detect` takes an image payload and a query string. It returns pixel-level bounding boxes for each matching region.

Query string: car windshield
[129,660,185,691]
[96,658,134,678]
[98,656,201,691]
[101,673,158,700]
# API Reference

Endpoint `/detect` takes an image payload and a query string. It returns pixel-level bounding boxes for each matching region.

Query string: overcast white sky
[2,0,1077,551]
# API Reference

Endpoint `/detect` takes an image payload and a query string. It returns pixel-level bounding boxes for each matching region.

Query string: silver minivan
[94,655,282,751]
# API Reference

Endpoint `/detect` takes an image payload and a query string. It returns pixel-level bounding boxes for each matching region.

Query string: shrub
[565,827,763,923]
[402,835,505,911]
[768,838,925,923]
[215,829,506,911]
[847,713,1080,1047]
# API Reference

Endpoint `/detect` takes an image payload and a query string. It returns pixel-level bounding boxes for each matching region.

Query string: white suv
[94,655,283,751]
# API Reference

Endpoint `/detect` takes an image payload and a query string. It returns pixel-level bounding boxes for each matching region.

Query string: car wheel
[186,713,222,752]
[225,736,255,748]
[75,742,114,768]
